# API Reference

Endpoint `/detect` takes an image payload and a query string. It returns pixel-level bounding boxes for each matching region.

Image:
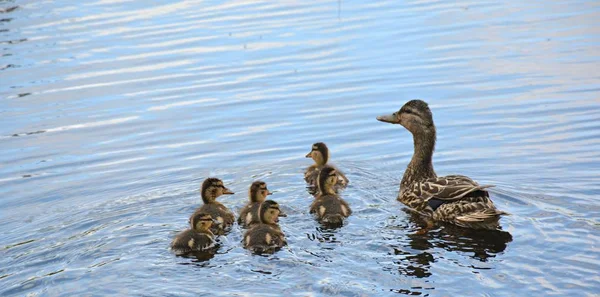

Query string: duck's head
[190,212,214,232]
[306,142,329,166]
[376,100,435,135]
[200,178,234,204]
[249,181,272,203]
[317,165,338,195]
[259,200,286,224]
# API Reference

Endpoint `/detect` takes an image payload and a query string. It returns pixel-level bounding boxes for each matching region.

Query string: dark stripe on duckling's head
[249,181,268,202]
[317,165,337,194]
[190,212,213,230]
[258,200,281,224]
[200,177,234,203]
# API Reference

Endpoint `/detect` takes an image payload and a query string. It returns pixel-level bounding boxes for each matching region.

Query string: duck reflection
[391,213,512,278]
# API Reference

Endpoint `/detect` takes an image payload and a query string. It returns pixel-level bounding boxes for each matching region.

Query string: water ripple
[1,0,599,296]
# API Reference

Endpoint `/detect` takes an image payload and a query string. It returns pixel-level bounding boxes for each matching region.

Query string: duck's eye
[403,109,412,114]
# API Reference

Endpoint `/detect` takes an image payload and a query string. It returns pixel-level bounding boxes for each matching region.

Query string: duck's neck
[201,192,218,204]
[401,131,437,188]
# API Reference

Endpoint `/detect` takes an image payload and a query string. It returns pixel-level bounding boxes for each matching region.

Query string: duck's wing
[412,175,494,202]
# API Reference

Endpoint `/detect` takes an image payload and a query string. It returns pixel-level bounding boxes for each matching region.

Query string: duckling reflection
[310,165,352,228]
[305,142,348,195]
[243,200,287,254]
[171,212,217,256]
[190,178,235,235]
[238,181,272,228]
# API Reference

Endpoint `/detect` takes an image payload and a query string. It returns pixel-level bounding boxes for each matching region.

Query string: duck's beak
[278,211,287,217]
[376,113,400,124]
[266,190,273,196]
[222,187,234,195]
[305,151,312,158]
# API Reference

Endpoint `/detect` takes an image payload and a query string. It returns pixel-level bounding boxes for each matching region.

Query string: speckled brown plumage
[377,99,508,230]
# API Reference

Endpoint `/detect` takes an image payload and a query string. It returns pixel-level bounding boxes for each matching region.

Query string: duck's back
[305,165,349,192]
[237,202,261,227]
[402,174,507,230]
[243,224,286,252]
[310,194,352,224]
[192,203,234,234]
[171,229,214,254]
[304,164,320,186]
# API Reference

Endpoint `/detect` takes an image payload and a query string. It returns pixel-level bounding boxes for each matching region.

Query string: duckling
[243,200,287,253]
[377,99,508,230]
[190,178,235,235]
[171,212,216,255]
[305,142,349,193]
[309,165,352,226]
[237,181,273,228]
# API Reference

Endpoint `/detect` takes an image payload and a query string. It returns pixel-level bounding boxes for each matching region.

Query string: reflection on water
[386,212,513,281]
[2,0,600,296]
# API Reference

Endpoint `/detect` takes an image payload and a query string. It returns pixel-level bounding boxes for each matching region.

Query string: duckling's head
[200,178,234,204]
[376,99,435,135]
[249,181,272,203]
[317,165,338,195]
[190,212,213,232]
[259,200,286,224]
[306,142,329,166]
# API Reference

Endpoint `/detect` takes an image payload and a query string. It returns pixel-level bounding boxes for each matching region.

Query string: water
[1,0,600,295]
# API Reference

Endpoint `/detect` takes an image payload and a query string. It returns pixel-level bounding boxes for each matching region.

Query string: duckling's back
[237,202,261,227]
[310,194,352,225]
[305,165,348,193]
[192,204,234,234]
[243,224,286,253]
[171,229,214,254]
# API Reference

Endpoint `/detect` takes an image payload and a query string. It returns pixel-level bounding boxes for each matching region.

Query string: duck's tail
[454,208,510,230]
[322,214,345,225]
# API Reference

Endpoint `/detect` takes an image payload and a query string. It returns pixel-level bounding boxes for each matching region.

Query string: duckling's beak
[376,113,400,124]
[305,151,312,158]
[267,191,273,195]
[278,212,287,217]
[222,187,234,195]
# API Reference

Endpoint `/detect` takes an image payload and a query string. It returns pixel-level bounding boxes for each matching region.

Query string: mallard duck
[243,200,287,253]
[377,99,508,230]
[190,178,235,235]
[309,165,352,226]
[171,212,216,254]
[305,142,349,193]
[237,181,273,228]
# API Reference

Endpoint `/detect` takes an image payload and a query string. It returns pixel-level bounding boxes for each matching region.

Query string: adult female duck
[377,99,508,230]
